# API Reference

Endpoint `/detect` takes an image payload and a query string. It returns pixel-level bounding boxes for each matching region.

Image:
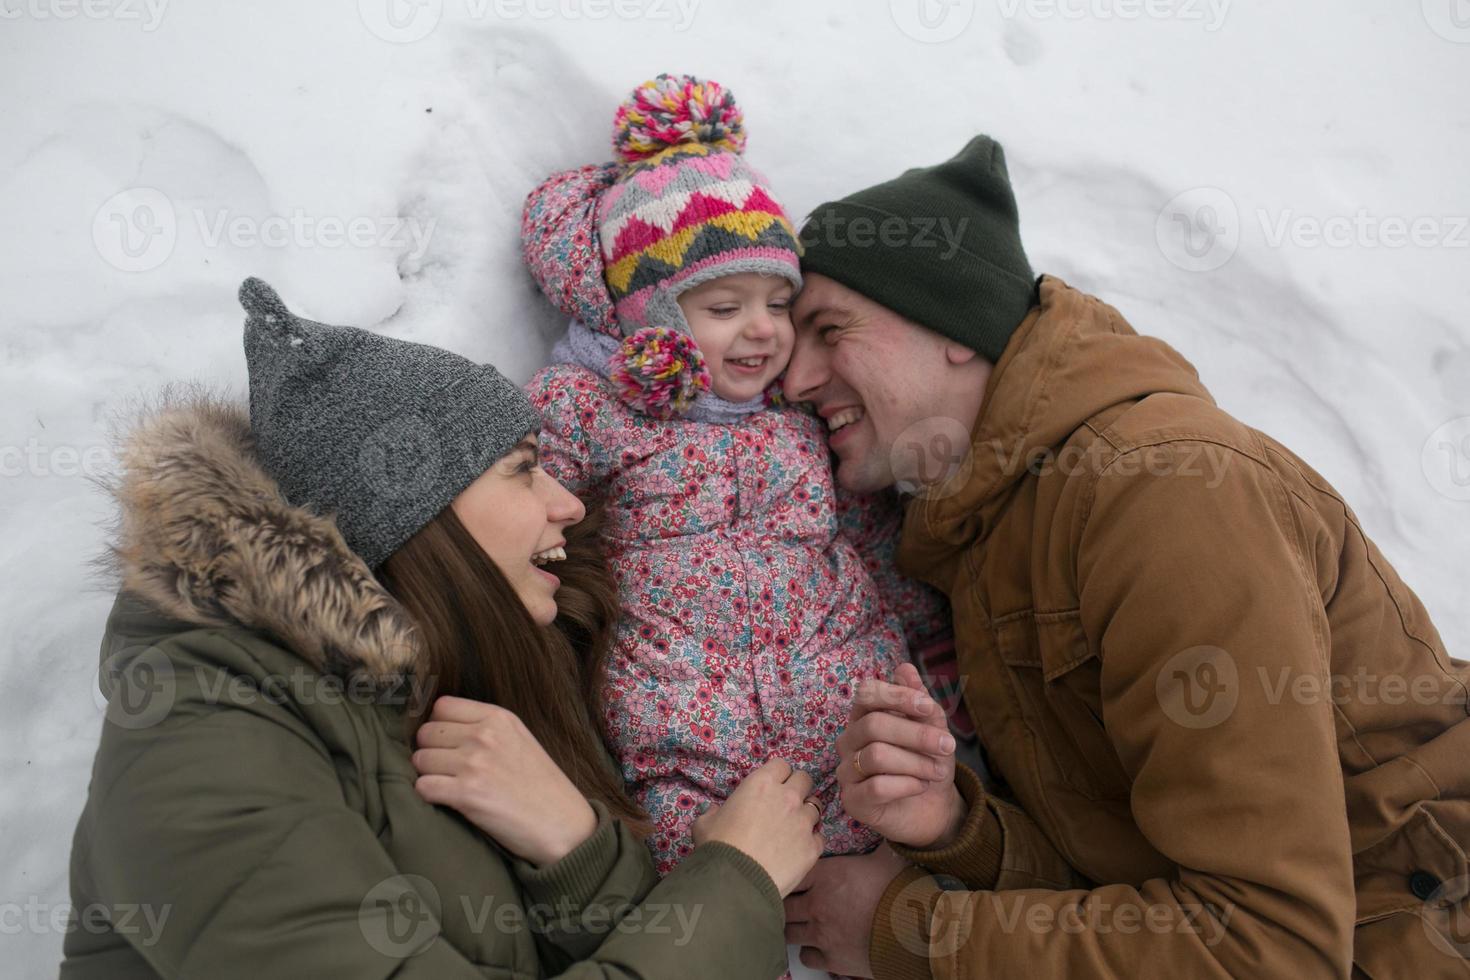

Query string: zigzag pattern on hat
[605,207,797,295]
[599,155,800,299]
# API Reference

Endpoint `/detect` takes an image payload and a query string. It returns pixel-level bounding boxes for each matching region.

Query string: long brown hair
[377,500,650,834]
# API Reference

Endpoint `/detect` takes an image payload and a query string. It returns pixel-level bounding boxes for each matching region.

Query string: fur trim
[104,388,421,682]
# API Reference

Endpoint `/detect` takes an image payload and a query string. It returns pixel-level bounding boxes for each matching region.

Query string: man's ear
[943,341,979,366]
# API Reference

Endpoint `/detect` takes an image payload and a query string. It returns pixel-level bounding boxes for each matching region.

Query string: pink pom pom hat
[521,73,802,419]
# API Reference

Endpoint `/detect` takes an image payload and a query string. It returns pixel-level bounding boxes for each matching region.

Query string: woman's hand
[837,663,966,849]
[412,695,597,866]
[691,758,825,897]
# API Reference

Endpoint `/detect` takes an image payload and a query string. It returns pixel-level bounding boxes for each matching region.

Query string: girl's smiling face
[676,273,795,402]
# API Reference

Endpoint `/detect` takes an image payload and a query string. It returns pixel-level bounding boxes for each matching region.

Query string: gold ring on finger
[853,746,865,779]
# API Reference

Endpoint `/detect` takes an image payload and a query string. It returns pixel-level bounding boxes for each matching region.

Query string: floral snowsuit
[527,363,950,873]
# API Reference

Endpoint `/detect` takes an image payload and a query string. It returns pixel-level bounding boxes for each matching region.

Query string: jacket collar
[104,391,420,683]
[902,275,1215,554]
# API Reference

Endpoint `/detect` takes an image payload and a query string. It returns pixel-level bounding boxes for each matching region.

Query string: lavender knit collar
[550,319,768,425]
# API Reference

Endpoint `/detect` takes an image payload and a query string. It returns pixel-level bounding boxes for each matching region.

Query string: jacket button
[1409,871,1443,901]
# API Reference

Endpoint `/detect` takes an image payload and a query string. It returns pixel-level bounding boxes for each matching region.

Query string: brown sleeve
[890,442,1355,980]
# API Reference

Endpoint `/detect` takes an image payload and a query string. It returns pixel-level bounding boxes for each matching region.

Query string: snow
[2,0,1466,974]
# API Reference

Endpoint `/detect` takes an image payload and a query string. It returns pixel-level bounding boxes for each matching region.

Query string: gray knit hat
[240,277,540,569]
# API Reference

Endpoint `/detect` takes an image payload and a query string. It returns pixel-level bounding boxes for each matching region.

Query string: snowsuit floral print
[527,364,949,873]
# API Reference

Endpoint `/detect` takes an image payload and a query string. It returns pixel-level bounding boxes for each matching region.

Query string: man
[780,134,1470,978]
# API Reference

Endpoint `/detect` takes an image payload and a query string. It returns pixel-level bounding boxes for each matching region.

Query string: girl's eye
[709,306,739,316]
[769,301,792,314]
[518,459,538,476]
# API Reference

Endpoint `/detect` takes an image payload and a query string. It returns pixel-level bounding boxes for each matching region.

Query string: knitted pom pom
[608,327,711,418]
[612,73,746,164]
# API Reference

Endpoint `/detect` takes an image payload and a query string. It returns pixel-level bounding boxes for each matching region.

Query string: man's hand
[838,663,967,848]
[784,844,912,977]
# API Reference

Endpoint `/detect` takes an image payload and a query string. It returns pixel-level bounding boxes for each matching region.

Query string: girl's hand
[412,695,597,866]
[691,758,825,897]
[837,663,966,849]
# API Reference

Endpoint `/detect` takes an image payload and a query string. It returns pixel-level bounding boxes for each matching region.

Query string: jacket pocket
[1355,803,1470,926]
[994,611,1130,802]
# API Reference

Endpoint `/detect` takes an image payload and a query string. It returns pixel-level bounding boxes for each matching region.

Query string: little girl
[519,74,961,878]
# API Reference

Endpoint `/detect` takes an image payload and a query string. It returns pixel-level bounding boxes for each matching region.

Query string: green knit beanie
[798,134,1035,362]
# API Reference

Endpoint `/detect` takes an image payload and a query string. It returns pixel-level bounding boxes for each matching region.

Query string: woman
[60,278,822,979]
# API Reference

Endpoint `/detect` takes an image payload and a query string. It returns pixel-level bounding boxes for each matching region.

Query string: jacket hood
[908,275,1215,549]
[103,390,421,682]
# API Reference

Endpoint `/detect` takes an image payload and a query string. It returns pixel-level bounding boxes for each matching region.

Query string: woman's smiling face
[450,434,586,626]
[676,273,795,402]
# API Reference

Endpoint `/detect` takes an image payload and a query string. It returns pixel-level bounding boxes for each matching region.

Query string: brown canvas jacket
[870,277,1470,980]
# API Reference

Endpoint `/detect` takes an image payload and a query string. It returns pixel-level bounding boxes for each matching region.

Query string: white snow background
[3,0,1468,975]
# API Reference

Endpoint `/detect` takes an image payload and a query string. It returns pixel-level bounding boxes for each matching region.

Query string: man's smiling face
[785,272,984,493]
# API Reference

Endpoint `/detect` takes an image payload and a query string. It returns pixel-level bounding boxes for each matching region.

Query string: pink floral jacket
[527,363,953,872]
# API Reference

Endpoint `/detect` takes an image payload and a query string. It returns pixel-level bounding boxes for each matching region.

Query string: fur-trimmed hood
[106,390,421,682]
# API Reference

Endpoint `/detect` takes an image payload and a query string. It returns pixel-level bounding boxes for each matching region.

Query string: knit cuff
[889,764,1003,888]
[870,866,942,980]
[509,800,620,910]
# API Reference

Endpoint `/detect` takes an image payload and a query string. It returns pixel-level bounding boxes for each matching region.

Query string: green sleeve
[542,841,789,980]
[79,635,491,980]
